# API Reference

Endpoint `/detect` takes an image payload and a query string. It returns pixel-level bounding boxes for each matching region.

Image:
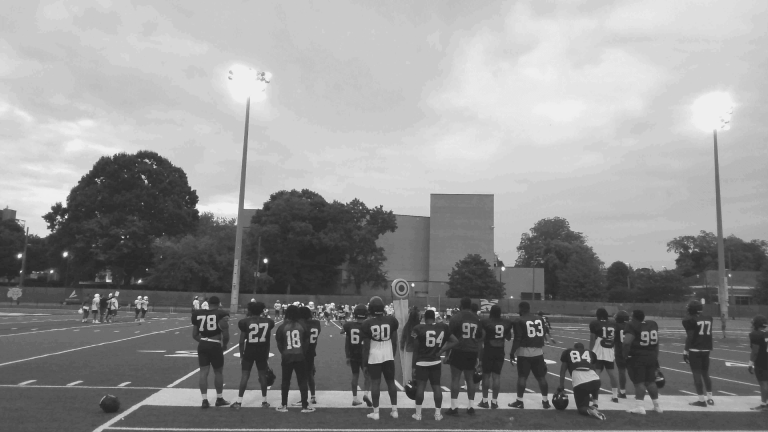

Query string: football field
[0,307,765,432]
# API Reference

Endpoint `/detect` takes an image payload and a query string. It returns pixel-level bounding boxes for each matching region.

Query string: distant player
[193,296,200,311]
[81,295,91,323]
[191,296,230,409]
[558,342,606,420]
[105,293,114,323]
[99,294,108,323]
[275,305,314,413]
[362,296,400,420]
[509,301,550,409]
[410,309,459,421]
[323,304,331,326]
[622,309,662,414]
[748,315,768,410]
[134,296,142,323]
[201,297,209,310]
[342,304,372,406]
[308,301,315,318]
[682,300,714,407]
[538,311,556,344]
[294,306,320,406]
[108,294,119,323]
[478,305,512,409]
[589,308,619,402]
[274,300,281,319]
[90,294,100,324]
[140,296,149,322]
[613,310,630,398]
[232,302,274,409]
[446,297,483,415]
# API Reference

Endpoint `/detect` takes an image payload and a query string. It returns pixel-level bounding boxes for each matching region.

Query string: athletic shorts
[517,355,548,379]
[198,341,224,369]
[689,351,710,373]
[242,349,269,372]
[614,352,627,368]
[349,359,362,374]
[755,367,768,382]
[414,363,441,386]
[110,310,117,316]
[573,379,601,409]
[482,346,505,375]
[627,356,657,385]
[306,354,316,376]
[593,344,615,362]
[596,359,615,370]
[367,360,395,381]
[449,350,478,371]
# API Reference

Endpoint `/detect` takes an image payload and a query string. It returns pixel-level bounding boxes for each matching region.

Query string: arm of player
[219,317,230,350]
[344,332,351,365]
[439,334,460,356]
[391,328,399,359]
[239,328,247,356]
[558,362,567,393]
[411,333,419,370]
[275,327,285,355]
[683,324,694,363]
[749,340,759,374]
[622,333,634,361]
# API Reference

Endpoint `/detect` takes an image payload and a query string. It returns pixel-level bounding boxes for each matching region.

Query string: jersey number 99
[640,330,658,346]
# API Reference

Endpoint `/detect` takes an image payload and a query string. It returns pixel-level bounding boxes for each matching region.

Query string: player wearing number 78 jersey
[232,302,275,409]
[191,296,230,409]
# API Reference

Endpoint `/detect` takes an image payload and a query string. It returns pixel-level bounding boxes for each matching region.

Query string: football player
[105,293,114,323]
[294,306,321,406]
[747,315,768,410]
[191,296,230,409]
[558,342,606,420]
[410,309,459,421]
[140,296,149,322]
[342,304,372,406]
[589,308,619,402]
[537,311,556,344]
[201,297,209,310]
[446,297,484,415]
[509,301,550,409]
[81,295,91,323]
[478,305,512,409]
[134,295,142,323]
[232,302,274,409]
[99,294,108,323]
[682,300,714,406]
[193,296,200,311]
[91,294,100,324]
[308,301,315,318]
[613,310,630,399]
[275,305,314,413]
[361,296,400,420]
[622,309,662,414]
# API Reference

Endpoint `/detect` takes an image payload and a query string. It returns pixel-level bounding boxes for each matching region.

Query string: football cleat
[363,395,372,407]
[201,399,210,409]
[508,400,524,409]
[367,412,380,420]
[542,400,551,409]
[292,401,303,407]
[689,401,707,407]
[467,407,475,415]
[411,413,421,421]
[444,408,459,415]
[588,407,606,420]
[611,397,619,403]
[215,398,229,407]
[390,409,398,418]
[749,404,768,411]
[707,399,714,406]
[230,402,241,409]
[653,405,663,413]
[491,401,499,409]
[477,401,489,409]
[434,412,444,421]
[618,392,627,399]
[261,401,270,408]
[301,406,315,413]
[352,400,363,406]
[627,406,646,415]
[276,405,288,412]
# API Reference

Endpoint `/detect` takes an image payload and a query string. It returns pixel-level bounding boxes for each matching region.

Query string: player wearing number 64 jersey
[232,302,275,409]
[191,296,230,409]
[622,309,662,415]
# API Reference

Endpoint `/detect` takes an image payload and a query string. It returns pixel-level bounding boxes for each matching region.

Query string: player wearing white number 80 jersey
[622,309,661,415]
[362,296,400,420]
[191,296,230,409]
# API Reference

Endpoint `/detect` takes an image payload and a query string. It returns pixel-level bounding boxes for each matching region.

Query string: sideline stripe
[719,390,737,396]
[0,321,143,338]
[118,382,131,387]
[680,390,697,395]
[659,365,759,387]
[104,429,768,432]
[18,380,36,385]
[66,381,83,386]
[0,384,164,390]
[166,345,239,388]
[0,325,187,368]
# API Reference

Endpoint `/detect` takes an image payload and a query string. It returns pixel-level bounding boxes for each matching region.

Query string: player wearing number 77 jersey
[682,300,715,407]
[191,296,230,409]
[232,302,275,409]
[622,309,662,415]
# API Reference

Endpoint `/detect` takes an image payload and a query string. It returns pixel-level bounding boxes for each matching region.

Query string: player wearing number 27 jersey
[233,302,274,409]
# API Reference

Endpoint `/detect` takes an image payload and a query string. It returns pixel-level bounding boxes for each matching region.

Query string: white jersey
[141,300,148,310]
[134,299,142,309]
[201,301,209,310]
[192,299,200,310]
[91,298,100,310]
[110,298,118,310]
[308,302,315,311]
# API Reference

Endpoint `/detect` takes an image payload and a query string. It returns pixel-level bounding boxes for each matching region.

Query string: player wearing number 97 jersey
[191,296,230,409]
[622,309,662,415]
[445,297,483,415]
[232,302,274,409]
[509,301,550,409]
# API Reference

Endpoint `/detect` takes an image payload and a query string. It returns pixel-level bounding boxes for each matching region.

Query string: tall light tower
[692,92,734,319]
[227,65,272,315]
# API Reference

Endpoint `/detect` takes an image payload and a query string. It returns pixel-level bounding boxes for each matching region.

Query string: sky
[1,0,767,271]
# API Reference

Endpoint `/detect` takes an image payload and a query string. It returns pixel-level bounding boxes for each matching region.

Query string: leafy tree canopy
[0,219,25,279]
[446,253,505,299]
[556,245,606,301]
[752,265,768,305]
[667,231,768,277]
[606,261,630,290]
[43,151,199,285]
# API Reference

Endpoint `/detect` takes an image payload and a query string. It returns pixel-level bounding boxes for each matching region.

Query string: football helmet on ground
[405,380,417,400]
[552,391,569,410]
[266,367,276,387]
[99,395,120,413]
[655,369,666,389]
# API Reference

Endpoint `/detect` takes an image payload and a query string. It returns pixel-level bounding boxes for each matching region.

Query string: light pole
[62,251,70,287]
[692,92,733,319]
[263,258,269,274]
[499,266,505,284]
[624,262,631,290]
[227,65,271,315]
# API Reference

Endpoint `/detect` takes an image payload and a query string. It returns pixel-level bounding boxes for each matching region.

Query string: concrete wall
[428,194,494,283]
[376,215,430,283]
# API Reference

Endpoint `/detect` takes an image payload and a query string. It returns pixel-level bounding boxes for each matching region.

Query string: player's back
[449,310,482,352]
[481,317,512,348]
[412,322,450,363]
[515,313,546,349]
[305,319,321,356]
[589,319,617,348]
[363,314,399,363]
[683,314,714,351]
[628,320,659,357]
[192,309,229,339]
[749,329,768,369]
[343,320,365,360]
[239,315,274,355]
[561,347,599,386]
[277,320,307,362]
[614,321,628,357]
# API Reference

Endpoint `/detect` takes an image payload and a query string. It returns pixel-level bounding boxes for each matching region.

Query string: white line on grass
[166,345,239,388]
[118,382,131,387]
[0,325,187,368]
[394,380,404,391]
[0,384,164,390]
[103,429,761,432]
[18,380,36,385]
[659,365,759,387]
[718,390,737,395]
[66,381,83,386]
[680,390,697,395]
[0,321,140,338]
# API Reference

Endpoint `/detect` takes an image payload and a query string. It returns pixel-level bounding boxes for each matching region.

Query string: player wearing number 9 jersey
[361,296,400,420]
[232,302,274,409]
[191,296,230,409]
[682,300,714,407]
[275,305,313,412]
[478,305,512,409]
[509,301,550,410]
[622,309,662,415]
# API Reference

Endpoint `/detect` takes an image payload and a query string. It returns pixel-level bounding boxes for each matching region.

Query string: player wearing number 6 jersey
[342,305,372,406]
[446,297,484,416]
[232,302,274,409]
[478,305,512,409]
[589,308,619,402]
[191,296,230,409]
[296,306,321,406]
[510,301,550,410]
[622,309,662,415]
[275,305,313,413]
[682,300,715,407]
[362,296,400,420]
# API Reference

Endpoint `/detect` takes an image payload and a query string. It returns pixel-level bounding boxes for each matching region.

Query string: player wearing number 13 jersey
[191,296,230,409]
[589,308,619,402]
[682,300,714,407]
[233,302,274,409]
[361,296,400,420]
[622,309,662,415]
[510,301,550,410]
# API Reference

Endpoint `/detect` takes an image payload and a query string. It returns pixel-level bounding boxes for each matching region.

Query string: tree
[446,254,505,298]
[667,231,768,277]
[514,217,603,299]
[752,265,768,305]
[606,261,630,290]
[43,151,199,285]
[556,245,606,301]
[632,269,691,303]
[0,219,25,280]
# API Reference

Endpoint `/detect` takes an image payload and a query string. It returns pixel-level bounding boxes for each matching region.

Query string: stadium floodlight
[62,251,69,258]
[692,92,734,319]
[16,253,22,259]
[227,65,272,315]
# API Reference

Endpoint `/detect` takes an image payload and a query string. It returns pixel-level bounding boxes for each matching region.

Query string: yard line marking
[66,381,83,386]
[135,331,140,333]
[18,380,36,385]
[118,382,131,387]
[138,350,166,353]
[0,325,187,368]
[659,365,759,387]
[0,384,164,390]
[0,321,149,338]
[680,390,697,395]
[330,320,342,330]
[114,331,120,332]
[94,330,100,332]
[166,345,238,388]
[718,390,736,395]
[30,328,37,330]
[175,332,179,334]
[394,380,404,391]
[441,386,450,391]
[524,388,534,393]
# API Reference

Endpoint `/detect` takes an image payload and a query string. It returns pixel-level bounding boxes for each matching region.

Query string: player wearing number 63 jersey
[510,301,550,410]
[275,305,313,412]
[232,302,274,409]
[191,296,230,409]
[622,309,662,415]
[362,296,400,420]
[589,308,619,403]
[682,300,715,407]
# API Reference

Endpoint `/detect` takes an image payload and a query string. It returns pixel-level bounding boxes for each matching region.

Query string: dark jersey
[481,317,512,348]
[614,322,628,358]
[560,347,597,374]
[448,310,482,352]
[276,320,308,363]
[626,320,659,357]
[513,314,546,349]
[411,322,450,363]
[304,319,322,357]
[749,329,768,370]
[192,309,229,338]
[682,314,714,351]
[343,320,365,362]
[361,315,399,342]
[100,297,108,308]
[589,319,617,349]
[238,316,275,357]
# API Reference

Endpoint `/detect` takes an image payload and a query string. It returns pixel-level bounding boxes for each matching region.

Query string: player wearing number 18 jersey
[275,305,313,413]
[748,315,768,410]
[232,302,274,409]
[362,296,400,420]
[622,309,661,415]
[191,296,230,409]
[682,300,714,407]
[510,301,550,410]
[410,309,458,421]
[341,305,371,406]
[589,308,619,402]
[478,305,512,409]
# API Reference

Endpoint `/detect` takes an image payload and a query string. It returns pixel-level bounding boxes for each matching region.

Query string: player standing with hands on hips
[445,297,484,416]
[191,296,230,409]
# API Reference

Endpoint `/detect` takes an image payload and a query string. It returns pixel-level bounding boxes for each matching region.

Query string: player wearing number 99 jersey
[232,302,274,409]
[191,296,230,409]
[622,309,662,415]
[509,301,550,410]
